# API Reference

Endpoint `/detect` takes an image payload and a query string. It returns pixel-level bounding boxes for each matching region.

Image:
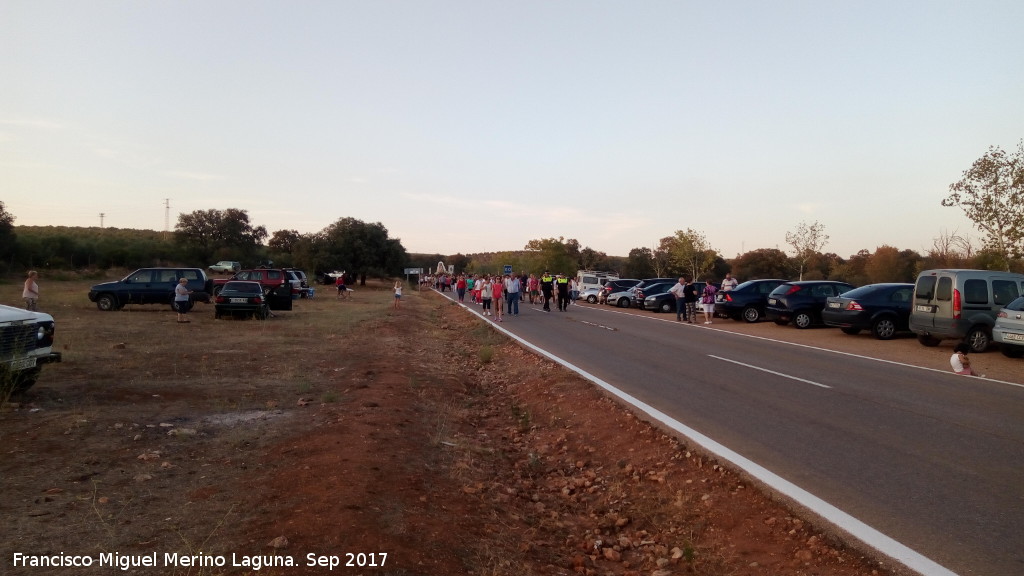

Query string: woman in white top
[22,270,40,311]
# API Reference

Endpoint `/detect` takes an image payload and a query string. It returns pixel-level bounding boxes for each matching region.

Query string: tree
[785,220,829,280]
[522,237,576,275]
[175,208,267,264]
[0,201,16,269]
[314,218,407,285]
[943,141,1024,271]
[624,247,655,279]
[728,248,791,280]
[924,229,975,269]
[865,245,920,283]
[269,229,301,254]
[667,228,717,281]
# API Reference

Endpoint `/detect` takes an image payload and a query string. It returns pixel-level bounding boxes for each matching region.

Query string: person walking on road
[540,271,555,312]
[504,274,520,316]
[556,274,571,311]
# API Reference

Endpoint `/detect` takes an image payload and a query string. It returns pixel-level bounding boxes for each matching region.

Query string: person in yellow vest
[556,274,571,311]
[539,271,555,312]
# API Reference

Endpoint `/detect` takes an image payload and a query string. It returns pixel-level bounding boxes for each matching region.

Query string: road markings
[709,355,831,389]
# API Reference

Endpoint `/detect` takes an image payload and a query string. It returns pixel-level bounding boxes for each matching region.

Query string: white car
[0,304,62,394]
[993,296,1024,358]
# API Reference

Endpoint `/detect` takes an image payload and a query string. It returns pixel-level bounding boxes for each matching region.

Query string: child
[950,342,984,377]
[393,281,402,309]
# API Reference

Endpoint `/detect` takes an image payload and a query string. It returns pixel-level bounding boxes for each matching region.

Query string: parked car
[714,279,788,322]
[601,279,641,305]
[576,270,620,294]
[633,281,677,310]
[207,260,241,274]
[214,281,270,320]
[822,283,914,340]
[211,269,294,311]
[993,296,1024,358]
[578,287,603,304]
[606,288,636,308]
[910,268,1024,352]
[0,304,62,394]
[766,281,855,328]
[88,268,212,311]
[644,281,715,314]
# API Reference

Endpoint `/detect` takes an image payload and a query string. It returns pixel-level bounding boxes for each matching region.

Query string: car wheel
[794,312,813,329]
[1000,344,1024,358]
[965,327,990,353]
[95,294,119,311]
[917,334,941,347]
[841,327,861,335]
[871,317,897,340]
[615,297,629,308]
[741,306,761,323]
[212,285,223,297]
[586,295,597,304]
[659,301,674,313]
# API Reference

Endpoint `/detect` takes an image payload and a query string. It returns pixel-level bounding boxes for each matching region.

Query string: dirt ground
[4,278,1017,576]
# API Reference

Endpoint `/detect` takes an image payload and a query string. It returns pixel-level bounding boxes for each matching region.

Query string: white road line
[709,355,832,389]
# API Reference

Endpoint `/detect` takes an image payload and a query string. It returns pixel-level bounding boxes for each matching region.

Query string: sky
[2,1,1023,260]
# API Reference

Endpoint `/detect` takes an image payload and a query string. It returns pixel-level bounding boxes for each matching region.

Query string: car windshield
[224,282,261,294]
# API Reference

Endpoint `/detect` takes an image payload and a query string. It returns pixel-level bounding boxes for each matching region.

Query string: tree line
[2,140,1021,282]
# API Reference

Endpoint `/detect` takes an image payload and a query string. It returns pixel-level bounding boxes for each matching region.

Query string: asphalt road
[444,293,1024,576]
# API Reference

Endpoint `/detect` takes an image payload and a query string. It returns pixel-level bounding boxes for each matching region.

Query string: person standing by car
[701,278,718,324]
[669,277,686,322]
[721,272,739,292]
[23,270,40,311]
[174,277,193,323]
[683,277,699,324]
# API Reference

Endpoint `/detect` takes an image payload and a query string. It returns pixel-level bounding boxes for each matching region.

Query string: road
[441,292,1024,576]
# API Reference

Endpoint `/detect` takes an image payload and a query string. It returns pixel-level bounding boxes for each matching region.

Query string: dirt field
[4,277,1018,576]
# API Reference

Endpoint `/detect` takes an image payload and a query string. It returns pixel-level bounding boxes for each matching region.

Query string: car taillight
[253,296,262,304]
[785,285,802,295]
[845,301,863,311]
[953,289,961,319]
[215,296,226,304]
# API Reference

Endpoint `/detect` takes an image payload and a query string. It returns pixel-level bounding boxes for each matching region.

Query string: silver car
[605,288,635,308]
[578,287,603,304]
[993,296,1024,358]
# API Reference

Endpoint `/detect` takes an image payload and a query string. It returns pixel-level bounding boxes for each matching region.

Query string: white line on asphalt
[708,354,832,389]
[442,293,960,576]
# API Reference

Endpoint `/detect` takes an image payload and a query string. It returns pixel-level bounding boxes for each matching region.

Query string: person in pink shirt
[491,276,504,322]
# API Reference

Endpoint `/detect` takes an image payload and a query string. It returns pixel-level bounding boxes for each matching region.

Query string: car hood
[0,303,54,323]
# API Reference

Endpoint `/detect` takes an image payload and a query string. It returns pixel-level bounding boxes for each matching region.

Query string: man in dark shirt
[540,271,555,312]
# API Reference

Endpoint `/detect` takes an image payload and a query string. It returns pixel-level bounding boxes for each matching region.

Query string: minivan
[910,269,1024,352]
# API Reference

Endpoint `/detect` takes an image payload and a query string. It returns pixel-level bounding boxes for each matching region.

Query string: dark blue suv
[88,268,212,311]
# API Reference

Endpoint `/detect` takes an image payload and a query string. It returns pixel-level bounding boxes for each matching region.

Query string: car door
[146,269,180,304]
[263,270,293,311]
[123,269,156,304]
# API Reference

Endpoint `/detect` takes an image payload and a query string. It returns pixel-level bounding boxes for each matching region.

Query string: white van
[910,269,1024,352]
[576,270,619,294]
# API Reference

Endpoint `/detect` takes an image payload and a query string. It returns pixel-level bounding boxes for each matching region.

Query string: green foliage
[666,228,717,281]
[729,248,791,280]
[175,208,268,264]
[312,217,407,284]
[522,237,576,275]
[0,201,16,266]
[943,141,1024,271]
[12,226,182,270]
[624,247,655,279]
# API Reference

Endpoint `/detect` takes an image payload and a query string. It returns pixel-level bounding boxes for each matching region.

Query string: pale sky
[3,1,1022,259]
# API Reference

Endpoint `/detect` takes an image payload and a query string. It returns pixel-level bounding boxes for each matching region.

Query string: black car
[715,279,789,323]
[214,281,270,320]
[822,283,914,340]
[765,281,855,329]
[644,282,715,314]
[633,281,678,310]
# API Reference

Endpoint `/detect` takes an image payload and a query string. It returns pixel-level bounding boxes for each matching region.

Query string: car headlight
[36,321,55,348]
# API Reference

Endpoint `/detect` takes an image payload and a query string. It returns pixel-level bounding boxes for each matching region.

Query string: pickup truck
[1,304,62,394]
[88,268,212,311]
[211,268,295,311]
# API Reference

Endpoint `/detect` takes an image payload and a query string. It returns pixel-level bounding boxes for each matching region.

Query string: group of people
[667,273,738,325]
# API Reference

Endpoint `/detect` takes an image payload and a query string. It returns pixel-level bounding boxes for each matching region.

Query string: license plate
[230,298,248,303]
[1005,333,1024,342]
[9,357,36,371]
[828,302,842,308]
[768,298,777,305]
[916,304,932,312]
